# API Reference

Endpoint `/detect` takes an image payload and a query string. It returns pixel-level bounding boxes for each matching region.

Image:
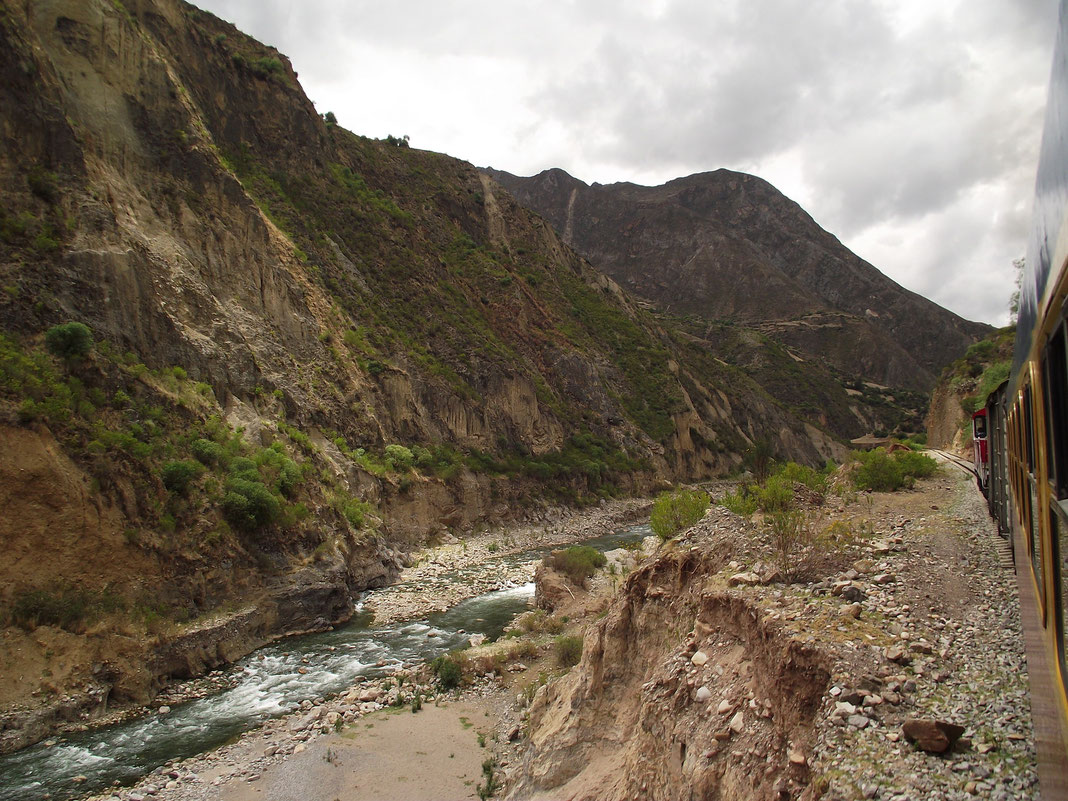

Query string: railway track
[926,449,1014,568]
[926,448,979,478]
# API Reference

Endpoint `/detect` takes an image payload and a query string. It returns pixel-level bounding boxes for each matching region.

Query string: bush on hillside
[384,444,414,471]
[161,459,203,493]
[549,545,607,586]
[650,488,710,539]
[851,448,938,492]
[554,635,583,668]
[431,653,464,690]
[191,437,224,465]
[44,322,93,362]
[222,477,281,530]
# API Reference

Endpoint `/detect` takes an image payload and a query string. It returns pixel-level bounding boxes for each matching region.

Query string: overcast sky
[193,0,1058,326]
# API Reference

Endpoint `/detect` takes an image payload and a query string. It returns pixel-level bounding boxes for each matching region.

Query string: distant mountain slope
[485,167,991,391]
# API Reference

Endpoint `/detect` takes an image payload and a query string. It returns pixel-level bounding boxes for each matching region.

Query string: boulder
[902,718,965,753]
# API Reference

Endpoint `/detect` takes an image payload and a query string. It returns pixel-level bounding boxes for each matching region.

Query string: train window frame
[1045,323,1068,499]
[1024,382,1036,474]
[1052,498,1068,697]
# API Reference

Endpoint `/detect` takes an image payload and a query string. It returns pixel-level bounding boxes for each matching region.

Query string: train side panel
[986,1,1068,795]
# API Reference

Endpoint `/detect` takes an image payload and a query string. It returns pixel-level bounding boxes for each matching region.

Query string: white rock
[717,699,733,714]
[691,651,709,666]
[729,710,745,733]
[696,686,713,702]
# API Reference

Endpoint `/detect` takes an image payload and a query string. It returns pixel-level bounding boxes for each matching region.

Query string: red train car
[972,408,989,492]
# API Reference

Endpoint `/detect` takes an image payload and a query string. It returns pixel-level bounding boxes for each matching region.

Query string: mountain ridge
[484,166,990,391]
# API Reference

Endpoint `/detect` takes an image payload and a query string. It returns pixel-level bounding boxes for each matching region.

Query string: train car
[972,407,989,493]
[981,1,1068,795]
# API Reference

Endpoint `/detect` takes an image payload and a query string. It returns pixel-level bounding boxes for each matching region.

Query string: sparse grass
[554,635,583,668]
[549,546,606,587]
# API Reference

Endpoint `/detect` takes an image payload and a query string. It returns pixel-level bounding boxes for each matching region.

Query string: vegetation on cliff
[925,326,1014,447]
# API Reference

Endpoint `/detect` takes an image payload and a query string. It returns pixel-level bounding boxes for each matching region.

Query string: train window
[1053,506,1067,680]
[1032,483,1044,603]
[1024,383,1036,473]
[1046,324,1068,498]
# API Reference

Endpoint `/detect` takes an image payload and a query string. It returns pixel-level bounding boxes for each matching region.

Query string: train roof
[1015,1,1068,379]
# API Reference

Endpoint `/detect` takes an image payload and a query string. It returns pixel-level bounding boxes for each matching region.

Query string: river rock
[728,572,761,586]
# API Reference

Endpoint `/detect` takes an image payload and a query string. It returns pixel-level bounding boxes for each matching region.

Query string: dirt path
[218,698,500,801]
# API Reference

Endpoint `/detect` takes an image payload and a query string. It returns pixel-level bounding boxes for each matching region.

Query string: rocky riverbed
[366,498,650,625]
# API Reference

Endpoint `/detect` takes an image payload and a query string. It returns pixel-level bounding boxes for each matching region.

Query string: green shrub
[851,449,937,492]
[10,586,93,631]
[27,168,59,203]
[720,486,758,516]
[161,459,203,493]
[44,322,93,362]
[851,450,902,491]
[342,498,373,529]
[191,438,223,465]
[893,449,937,479]
[222,477,281,530]
[250,56,284,78]
[550,545,606,586]
[769,510,808,580]
[384,444,414,470]
[554,635,583,667]
[745,438,774,483]
[650,488,710,539]
[477,758,498,801]
[431,653,464,690]
[777,462,827,494]
[755,474,793,513]
[228,456,260,481]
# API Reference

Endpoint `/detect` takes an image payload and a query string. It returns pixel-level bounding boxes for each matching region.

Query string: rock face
[486,167,990,392]
[924,325,1014,448]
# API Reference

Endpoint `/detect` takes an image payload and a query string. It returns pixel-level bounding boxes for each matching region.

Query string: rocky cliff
[486,167,990,400]
[924,326,1015,449]
[0,0,853,741]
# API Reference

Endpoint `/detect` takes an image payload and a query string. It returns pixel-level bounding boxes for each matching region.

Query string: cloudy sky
[193,0,1057,326]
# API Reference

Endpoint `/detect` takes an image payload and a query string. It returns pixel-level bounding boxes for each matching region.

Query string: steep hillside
[0,0,850,740]
[485,168,991,393]
[925,326,1015,449]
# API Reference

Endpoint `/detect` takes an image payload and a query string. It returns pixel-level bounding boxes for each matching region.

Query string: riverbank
[0,497,654,801]
[365,498,650,625]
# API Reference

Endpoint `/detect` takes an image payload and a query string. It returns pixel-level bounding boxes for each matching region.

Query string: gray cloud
[192,0,1058,324]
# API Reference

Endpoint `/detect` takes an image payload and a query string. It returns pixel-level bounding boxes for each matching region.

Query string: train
[971,2,1068,795]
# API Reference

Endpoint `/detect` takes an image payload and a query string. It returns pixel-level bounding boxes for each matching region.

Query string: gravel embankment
[809,467,1038,800]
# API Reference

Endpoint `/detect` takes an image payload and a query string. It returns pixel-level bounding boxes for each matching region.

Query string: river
[0,523,651,801]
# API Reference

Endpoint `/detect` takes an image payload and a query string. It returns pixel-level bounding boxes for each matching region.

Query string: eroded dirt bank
[510,466,1038,800]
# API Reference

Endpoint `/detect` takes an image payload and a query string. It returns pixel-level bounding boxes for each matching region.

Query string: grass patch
[650,487,710,539]
[548,545,606,587]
